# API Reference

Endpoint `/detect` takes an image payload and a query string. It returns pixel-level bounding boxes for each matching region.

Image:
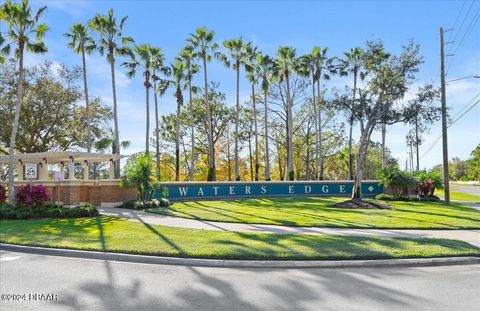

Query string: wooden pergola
[0,151,124,181]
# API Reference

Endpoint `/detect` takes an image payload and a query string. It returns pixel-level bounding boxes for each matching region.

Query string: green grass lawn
[146,197,480,229]
[439,191,480,204]
[1,216,478,260]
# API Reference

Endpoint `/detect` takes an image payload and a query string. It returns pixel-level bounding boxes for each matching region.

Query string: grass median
[0,216,479,260]
[146,197,480,229]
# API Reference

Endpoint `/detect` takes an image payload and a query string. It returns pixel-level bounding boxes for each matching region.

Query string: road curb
[1,243,479,268]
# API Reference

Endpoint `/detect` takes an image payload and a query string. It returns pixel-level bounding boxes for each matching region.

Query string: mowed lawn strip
[0,217,479,260]
[439,191,480,204]
[147,197,480,229]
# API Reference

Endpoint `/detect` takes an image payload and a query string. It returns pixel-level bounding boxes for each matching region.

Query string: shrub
[119,199,170,210]
[122,153,155,202]
[0,185,6,203]
[122,200,137,209]
[417,170,443,197]
[0,203,98,220]
[14,184,49,208]
[378,167,416,197]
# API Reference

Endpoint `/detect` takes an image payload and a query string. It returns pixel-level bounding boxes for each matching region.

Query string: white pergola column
[41,158,48,180]
[109,159,114,179]
[83,161,89,180]
[17,160,24,181]
[60,162,65,179]
[68,156,75,180]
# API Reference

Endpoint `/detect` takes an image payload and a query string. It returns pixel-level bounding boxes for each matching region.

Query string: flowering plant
[15,184,49,207]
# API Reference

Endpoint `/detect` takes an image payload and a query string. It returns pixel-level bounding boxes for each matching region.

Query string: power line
[450,92,480,120]
[420,93,480,160]
[449,97,480,126]
[447,1,467,43]
[446,75,480,83]
[446,3,480,74]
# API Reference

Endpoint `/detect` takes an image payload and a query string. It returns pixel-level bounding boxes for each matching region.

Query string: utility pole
[440,27,450,205]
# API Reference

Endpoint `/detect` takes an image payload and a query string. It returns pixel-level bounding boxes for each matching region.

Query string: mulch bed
[331,199,390,209]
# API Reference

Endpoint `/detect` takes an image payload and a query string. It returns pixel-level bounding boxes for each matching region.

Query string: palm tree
[245,42,260,181]
[150,47,169,182]
[341,47,365,180]
[257,53,274,181]
[275,46,298,181]
[0,33,6,64]
[298,47,334,180]
[89,9,133,178]
[64,23,96,153]
[177,46,199,181]
[218,37,248,181]
[298,51,318,180]
[187,27,218,181]
[1,0,48,204]
[312,47,335,180]
[122,44,164,154]
[159,61,187,181]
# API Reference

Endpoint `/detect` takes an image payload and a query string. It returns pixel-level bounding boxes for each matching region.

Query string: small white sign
[25,163,38,179]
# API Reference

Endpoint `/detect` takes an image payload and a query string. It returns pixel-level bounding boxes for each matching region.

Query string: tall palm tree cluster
[2,0,401,202]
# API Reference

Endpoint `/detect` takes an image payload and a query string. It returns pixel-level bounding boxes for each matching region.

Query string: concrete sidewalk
[99,207,480,247]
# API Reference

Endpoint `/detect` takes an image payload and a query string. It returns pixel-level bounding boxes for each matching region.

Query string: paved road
[1,250,479,311]
[451,184,480,196]
[99,207,480,247]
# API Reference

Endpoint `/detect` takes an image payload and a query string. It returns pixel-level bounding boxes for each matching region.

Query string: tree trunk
[286,71,294,180]
[348,69,357,180]
[109,52,121,178]
[203,55,215,181]
[226,128,232,181]
[415,116,419,171]
[153,76,161,181]
[7,44,24,204]
[248,133,253,181]
[189,82,195,181]
[145,83,150,154]
[352,122,374,199]
[252,84,259,181]
[234,63,240,181]
[81,48,92,153]
[175,87,181,182]
[316,78,323,180]
[264,89,271,181]
[381,122,386,169]
[312,75,319,180]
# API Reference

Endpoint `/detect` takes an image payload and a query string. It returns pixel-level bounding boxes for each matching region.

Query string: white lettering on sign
[179,187,188,196]
[230,186,235,195]
[25,163,38,179]
[245,186,251,195]
[305,185,311,194]
[289,186,294,194]
[340,185,346,193]
[261,186,267,194]
[197,187,204,196]
[213,186,219,195]
[322,185,329,193]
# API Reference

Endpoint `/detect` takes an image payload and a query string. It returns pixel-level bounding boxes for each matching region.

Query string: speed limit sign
[25,163,38,179]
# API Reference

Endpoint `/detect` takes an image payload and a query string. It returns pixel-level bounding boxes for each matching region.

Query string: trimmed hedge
[0,204,99,220]
[375,194,440,202]
[121,198,170,210]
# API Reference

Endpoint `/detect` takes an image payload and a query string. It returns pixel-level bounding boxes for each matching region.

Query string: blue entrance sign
[154,181,383,201]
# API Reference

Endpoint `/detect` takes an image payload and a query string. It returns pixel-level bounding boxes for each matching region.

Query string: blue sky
[17,0,480,169]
